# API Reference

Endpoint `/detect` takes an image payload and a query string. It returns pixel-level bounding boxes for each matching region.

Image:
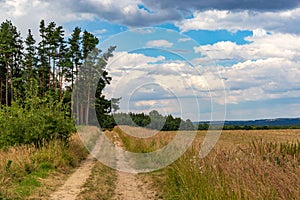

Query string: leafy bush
[0,93,75,148]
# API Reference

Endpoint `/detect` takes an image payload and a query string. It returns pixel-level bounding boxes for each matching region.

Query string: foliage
[0,19,117,126]
[113,111,195,131]
[0,91,75,148]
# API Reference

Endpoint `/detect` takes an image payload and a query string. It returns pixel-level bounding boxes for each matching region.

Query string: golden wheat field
[113,126,300,200]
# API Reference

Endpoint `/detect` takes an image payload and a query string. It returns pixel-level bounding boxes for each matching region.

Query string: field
[0,126,299,199]
[113,126,300,200]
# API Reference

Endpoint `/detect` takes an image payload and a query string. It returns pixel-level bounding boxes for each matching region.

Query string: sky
[1,0,300,121]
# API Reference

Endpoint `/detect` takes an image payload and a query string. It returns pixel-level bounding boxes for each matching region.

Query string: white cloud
[193,32,300,65]
[176,8,300,34]
[191,32,300,106]
[93,29,107,34]
[178,37,192,42]
[146,40,173,48]
[105,38,300,114]
[2,0,300,41]
[104,51,216,120]
[0,0,94,38]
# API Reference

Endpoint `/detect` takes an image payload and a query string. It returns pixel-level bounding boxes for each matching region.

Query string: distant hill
[197,118,300,127]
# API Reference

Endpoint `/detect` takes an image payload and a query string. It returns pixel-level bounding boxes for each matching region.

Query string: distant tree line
[100,110,196,131]
[197,123,300,130]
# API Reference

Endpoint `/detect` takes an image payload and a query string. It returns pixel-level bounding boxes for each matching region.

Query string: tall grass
[114,126,175,153]
[164,140,300,200]
[0,134,88,199]
[114,127,300,199]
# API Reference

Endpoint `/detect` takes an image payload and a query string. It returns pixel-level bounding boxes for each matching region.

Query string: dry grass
[164,140,300,199]
[113,126,176,152]
[164,130,300,200]
[76,162,117,200]
[113,127,300,200]
[0,133,89,199]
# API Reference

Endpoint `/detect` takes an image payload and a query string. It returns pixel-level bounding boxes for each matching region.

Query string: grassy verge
[0,133,88,199]
[76,162,117,200]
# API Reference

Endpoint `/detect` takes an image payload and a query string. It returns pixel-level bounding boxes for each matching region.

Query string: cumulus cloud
[142,0,300,12]
[0,0,94,38]
[192,32,300,104]
[2,0,300,35]
[193,32,300,65]
[104,51,216,120]
[103,28,300,119]
[222,58,300,104]
[146,40,173,48]
[176,9,300,34]
[178,37,192,42]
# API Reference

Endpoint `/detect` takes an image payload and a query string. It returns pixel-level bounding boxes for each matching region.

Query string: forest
[0,19,118,148]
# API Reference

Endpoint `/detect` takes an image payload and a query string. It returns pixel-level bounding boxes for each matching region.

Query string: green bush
[0,93,75,148]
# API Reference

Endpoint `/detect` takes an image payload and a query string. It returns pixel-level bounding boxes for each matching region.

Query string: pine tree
[68,27,82,90]
[57,35,71,101]
[23,29,38,95]
[0,20,23,105]
[68,27,82,123]
[80,31,99,125]
[37,20,48,96]
[45,22,56,89]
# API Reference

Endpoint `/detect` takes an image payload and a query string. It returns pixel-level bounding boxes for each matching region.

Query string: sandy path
[112,134,161,200]
[50,128,160,200]
[113,171,159,200]
[50,136,103,200]
[49,155,96,200]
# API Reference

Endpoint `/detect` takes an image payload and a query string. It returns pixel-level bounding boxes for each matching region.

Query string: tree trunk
[10,60,13,103]
[42,64,45,96]
[0,77,2,106]
[48,55,51,89]
[85,80,90,125]
[76,92,80,125]
[75,64,79,124]
[80,103,84,125]
[53,50,56,88]
[5,61,9,106]
[59,68,63,101]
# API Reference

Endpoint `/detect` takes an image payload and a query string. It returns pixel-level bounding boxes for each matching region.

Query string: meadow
[114,126,300,200]
[1,126,299,199]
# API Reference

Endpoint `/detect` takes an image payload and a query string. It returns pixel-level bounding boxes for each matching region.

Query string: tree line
[0,19,118,147]
[104,110,196,131]
[197,123,300,130]
[0,19,118,125]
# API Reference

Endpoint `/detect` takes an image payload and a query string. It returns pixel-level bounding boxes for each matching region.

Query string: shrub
[0,93,75,148]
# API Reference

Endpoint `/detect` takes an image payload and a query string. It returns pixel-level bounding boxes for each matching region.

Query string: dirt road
[50,130,160,200]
